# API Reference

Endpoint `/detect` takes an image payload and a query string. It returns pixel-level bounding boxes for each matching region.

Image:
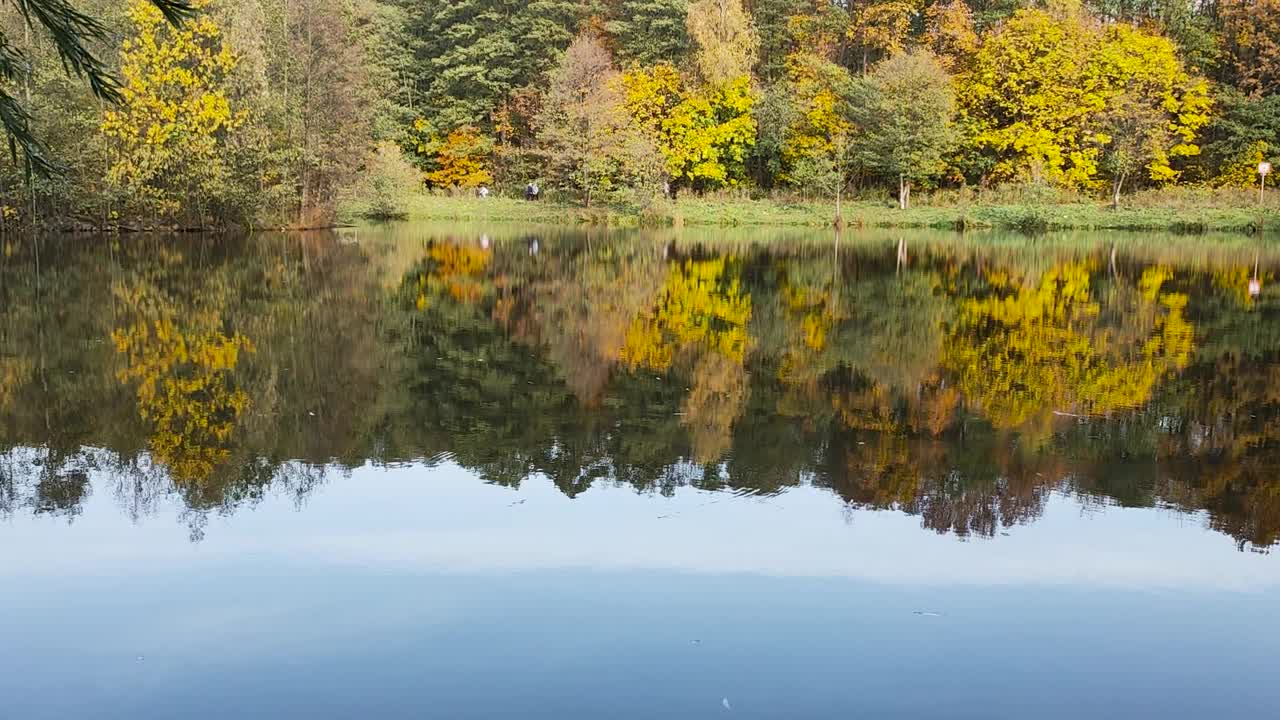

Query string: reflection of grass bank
[343,191,1280,235]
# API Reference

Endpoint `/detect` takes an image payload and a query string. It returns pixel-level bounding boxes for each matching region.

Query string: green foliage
[537,33,663,206]
[748,0,806,80]
[849,49,957,207]
[1202,90,1280,184]
[0,0,193,174]
[2,0,1279,223]
[408,0,587,129]
[354,141,422,219]
[608,0,693,67]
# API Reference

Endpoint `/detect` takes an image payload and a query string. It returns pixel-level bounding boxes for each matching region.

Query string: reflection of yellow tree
[621,258,752,370]
[414,243,493,309]
[623,258,753,462]
[945,263,1193,429]
[111,282,254,483]
[519,245,665,407]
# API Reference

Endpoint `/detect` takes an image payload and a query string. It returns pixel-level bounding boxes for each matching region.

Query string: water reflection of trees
[2,231,1280,550]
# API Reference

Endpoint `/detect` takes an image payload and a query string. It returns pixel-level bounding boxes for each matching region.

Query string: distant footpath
[345,189,1280,236]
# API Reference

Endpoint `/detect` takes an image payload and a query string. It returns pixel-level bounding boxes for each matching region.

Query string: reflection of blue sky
[3,462,1280,719]
[2,461,1277,590]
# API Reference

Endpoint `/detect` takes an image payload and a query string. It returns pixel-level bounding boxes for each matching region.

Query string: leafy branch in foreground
[0,0,193,174]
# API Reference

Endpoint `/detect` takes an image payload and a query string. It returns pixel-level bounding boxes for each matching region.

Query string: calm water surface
[3,223,1280,718]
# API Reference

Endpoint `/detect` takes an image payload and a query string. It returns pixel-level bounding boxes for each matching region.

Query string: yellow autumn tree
[960,3,1210,190]
[1093,23,1213,200]
[621,64,757,189]
[414,120,495,189]
[849,0,922,75]
[924,0,978,71]
[101,0,242,223]
[686,0,759,87]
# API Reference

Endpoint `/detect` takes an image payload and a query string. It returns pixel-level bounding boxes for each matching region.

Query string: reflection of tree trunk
[832,227,842,306]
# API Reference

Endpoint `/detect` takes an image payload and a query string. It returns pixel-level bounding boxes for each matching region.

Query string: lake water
[3,223,1280,718]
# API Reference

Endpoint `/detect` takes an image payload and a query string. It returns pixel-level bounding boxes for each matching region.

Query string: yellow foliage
[101,0,242,218]
[851,1,922,62]
[111,278,254,484]
[621,67,757,187]
[780,53,853,182]
[1216,141,1272,188]
[413,243,493,310]
[622,258,752,370]
[416,122,494,188]
[944,262,1195,428]
[925,0,979,70]
[961,8,1210,189]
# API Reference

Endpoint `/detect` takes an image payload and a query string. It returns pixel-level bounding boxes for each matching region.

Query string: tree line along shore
[1,0,1278,233]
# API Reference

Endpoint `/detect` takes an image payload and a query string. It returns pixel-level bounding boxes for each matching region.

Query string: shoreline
[342,194,1280,236]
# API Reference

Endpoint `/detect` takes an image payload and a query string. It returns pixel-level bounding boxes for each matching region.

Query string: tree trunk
[1112,174,1124,209]
[834,185,843,228]
[898,175,910,210]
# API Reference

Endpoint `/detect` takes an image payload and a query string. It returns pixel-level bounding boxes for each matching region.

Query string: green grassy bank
[342,190,1280,235]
